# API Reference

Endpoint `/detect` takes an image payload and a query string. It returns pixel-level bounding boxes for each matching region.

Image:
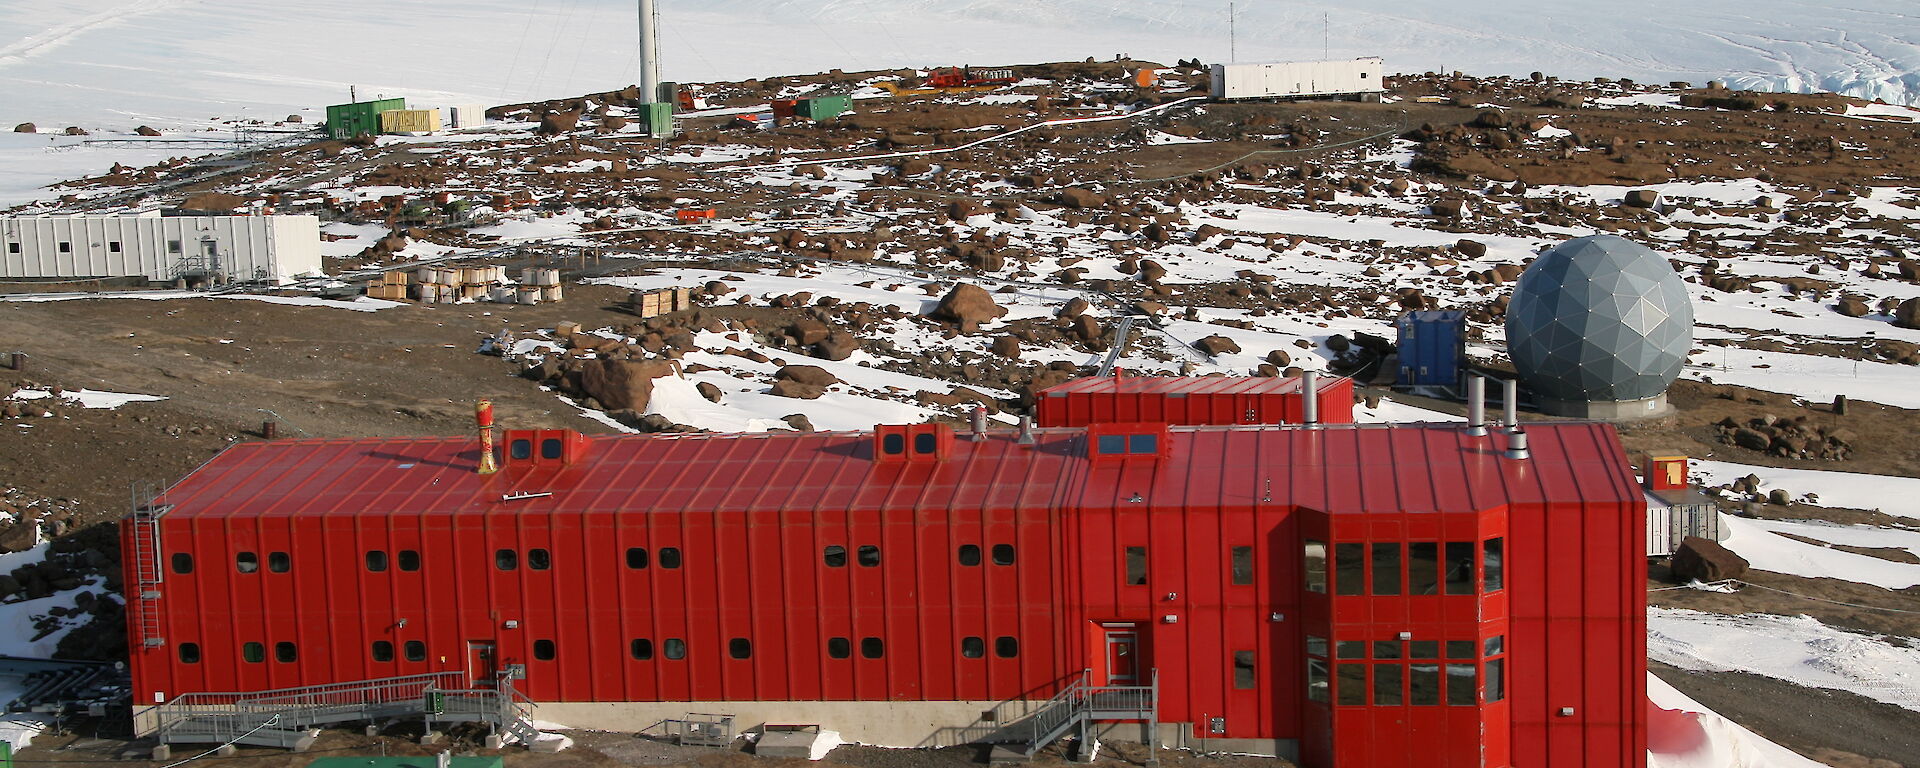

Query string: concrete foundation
[1535,393,1671,421]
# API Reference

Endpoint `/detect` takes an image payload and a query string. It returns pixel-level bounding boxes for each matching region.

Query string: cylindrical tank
[1505,235,1693,413]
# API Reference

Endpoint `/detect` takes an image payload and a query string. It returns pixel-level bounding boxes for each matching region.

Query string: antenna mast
[1229,2,1236,63]
[637,0,662,103]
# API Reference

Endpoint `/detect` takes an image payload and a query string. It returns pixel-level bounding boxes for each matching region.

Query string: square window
[1410,664,1440,705]
[1445,541,1475,595]
[1447,640,1476,659]
[1335,641,1365,660]
[528,548,551,570]
[372,641,394,662]
[1304,540,1327,593]
[857,545,881,567]
[5,243,17,254]
[1447,663,1477,705]
[1372,640,1402,660]
[1124,546,1147,585]
[881,433,905,455]
[242,642,265,663]
[1373,663,1402,705]
[168,240,182,254]
[823,545,847,567]
[178,643,201,664]
[913,433,936,454]
[268,552,290,573]
[1371,542,1401,595]
[993,636,1017,658]
[1336,663,1366,705]
[1410,640,1439,659]
[109,241,122,253]
[991,544,1015,566]
[1306,658,1329,703]
[1230,546,1254,585]
[664,638,687,659]
[862,637,885,659]
[957,544,981,566]
[1097,434,1126,454]
[398,550,421,571]
[961,636,984,658]
[626,547,649,569]
[729,638,752,659]
[405,641,426,661]
[659,547,682,568]
[1128,433,1157,453]
[631,639,654,660]
[1334,543,1364,595]
[366,551,388,572]
[57,242,70,253]
[1484,635,1504,657]
[235,552,259,574]
[171,553,194,574]
[1484,538,1504,592]
[495,549,518,570]
[827,637,851,659]
[533,639,555,660]
[274,642,297,663]
[1232,651,1256,689]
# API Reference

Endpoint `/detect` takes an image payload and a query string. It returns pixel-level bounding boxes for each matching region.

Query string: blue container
[1396,310,1466,387]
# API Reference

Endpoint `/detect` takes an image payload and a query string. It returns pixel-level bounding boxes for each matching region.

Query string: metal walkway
[148,672,542,751]
[982,670,1157,763]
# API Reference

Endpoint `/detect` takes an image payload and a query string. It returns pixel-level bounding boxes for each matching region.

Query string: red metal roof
[1039,374,1340,397]
[154,422,1639,521]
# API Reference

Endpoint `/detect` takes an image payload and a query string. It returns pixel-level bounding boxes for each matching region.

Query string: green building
[796,95,851,121]
[639,102,675,137]
[325,98,408,139]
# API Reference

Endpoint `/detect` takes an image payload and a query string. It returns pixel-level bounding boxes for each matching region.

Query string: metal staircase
[127,491,169,648]
[150,671,545,751]
[984,670,1157,763]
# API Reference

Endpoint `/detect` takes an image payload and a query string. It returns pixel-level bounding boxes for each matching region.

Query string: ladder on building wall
[986,669,1158,763]
[127,486,169,648]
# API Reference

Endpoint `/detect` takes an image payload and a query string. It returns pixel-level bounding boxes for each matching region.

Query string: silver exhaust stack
[1465,376,1488,437]
[1301,370,1320,427]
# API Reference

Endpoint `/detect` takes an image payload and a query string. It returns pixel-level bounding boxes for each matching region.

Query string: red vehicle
[924,67,1019,89]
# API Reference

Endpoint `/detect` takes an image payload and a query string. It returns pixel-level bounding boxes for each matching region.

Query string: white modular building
[0,215,323,285]
[1209,57,1386,101]
[445,105,487,129]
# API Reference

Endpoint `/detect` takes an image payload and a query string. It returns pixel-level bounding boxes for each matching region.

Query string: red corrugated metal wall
[125,424,1646,768]
[1036,378,1356,428]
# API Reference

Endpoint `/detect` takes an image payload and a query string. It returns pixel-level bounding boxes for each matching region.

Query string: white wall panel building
[0,215,322,284]
[1210,57,1385,101]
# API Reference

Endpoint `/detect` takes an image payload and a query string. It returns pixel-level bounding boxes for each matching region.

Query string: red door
[1103,626,1140,685]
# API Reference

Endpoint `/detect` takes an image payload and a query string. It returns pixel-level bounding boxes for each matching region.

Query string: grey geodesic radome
[1505,235,1693,403]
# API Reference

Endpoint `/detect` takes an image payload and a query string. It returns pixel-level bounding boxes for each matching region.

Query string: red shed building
[1036,374,1356,428]
[124,417,1645,767]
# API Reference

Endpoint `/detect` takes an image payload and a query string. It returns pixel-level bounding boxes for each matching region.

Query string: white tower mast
[638,0,662,102]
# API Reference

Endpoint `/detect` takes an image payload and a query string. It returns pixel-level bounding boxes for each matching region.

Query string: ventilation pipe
[476,400,499,475]
[1502,378,1520,431]
[1465,376,1488,437]
[970,406,988,440]
[1017,415,1036,445]
[1301,370,1320,427]
[1504,429,1531,461]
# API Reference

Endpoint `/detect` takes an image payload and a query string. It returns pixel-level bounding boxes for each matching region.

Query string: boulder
[1431,199,1465,219]
[1069,314,1103,341]
[813,331,858,361]
[1139,260,1167,282]
[696,381,724,403]
[1194,335,1241,356]
[1731,427,1771,452]
[783,414,816,432]
[1455,239,1487,259]
[790,318,830,346]
[930,283,1007,332]
[1265,349,1291,367]
[134,126,162,137]
[285,115,304,123]
[1895,297,1920,330]
[12,123,34,134]
[576,359,676,412]
[1058,187,1107,209]
[537,110,582,135]
[1060,297,1090,318]
[64,126,88,136]
[770,380,826,399]
[1624,189,1661,208]
[776,365,841,388]
[1835,297,1870,317]
[1669,537,1748,582]
[991,335,1022,359]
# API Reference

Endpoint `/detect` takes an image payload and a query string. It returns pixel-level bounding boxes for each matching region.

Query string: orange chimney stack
[477,399,499,475]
